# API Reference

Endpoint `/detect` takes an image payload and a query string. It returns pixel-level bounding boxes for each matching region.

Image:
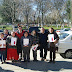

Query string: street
[0,49,72,72]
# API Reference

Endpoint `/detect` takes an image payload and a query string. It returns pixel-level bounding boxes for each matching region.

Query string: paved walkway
[0,49,72,72]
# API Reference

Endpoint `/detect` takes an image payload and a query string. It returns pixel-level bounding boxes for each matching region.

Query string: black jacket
[6,36,19,49]
[31,32,39,45]
[20,36,32,49]
[39,32,48,46]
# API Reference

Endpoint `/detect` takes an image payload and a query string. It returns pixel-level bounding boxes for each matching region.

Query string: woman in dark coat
[31,30,39,61]
[21,31,32,62]
[48,28,59,63]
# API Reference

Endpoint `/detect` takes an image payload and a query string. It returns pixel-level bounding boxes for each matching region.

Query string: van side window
[59,33,69,40]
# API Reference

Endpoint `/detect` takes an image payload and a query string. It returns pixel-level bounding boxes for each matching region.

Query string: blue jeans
[0,50,6,62]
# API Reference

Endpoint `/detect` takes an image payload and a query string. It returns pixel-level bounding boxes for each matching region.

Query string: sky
[0,0,3,4]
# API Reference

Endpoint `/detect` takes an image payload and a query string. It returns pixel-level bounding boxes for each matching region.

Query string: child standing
[6,32,19,62]
[21,31,32,62]
[0,33,6,64]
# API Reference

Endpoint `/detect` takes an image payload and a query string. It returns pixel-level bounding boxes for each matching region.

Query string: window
[59,33,69,40]
[64,28,70,31]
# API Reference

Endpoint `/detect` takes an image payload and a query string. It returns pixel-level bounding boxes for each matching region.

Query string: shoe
[23,61,26,62]
[4,61,6,64]
[41,58,44,61]
[49,60,52,63]
[19,58,22,61]
[27,60,30,62]
[24,60,26,62]
[12,60,14,63]
[44,59,47,61]
[53,60,55,63]
[12,60,16,63]
[1,62,3,64]
[33,59,38,62]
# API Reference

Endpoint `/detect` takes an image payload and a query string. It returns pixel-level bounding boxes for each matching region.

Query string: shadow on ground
[6,61,72,71]
[0,67,14,72]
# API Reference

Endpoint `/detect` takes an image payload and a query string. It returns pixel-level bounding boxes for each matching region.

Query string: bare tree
[34,0,52,26]
[53,0,66,24]
[18,0,33,25]
[47,9,60,24]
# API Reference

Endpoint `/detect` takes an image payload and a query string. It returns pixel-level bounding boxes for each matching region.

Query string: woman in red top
[7,32,19,62]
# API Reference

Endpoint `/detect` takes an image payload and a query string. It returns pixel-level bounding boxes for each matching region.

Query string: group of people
[0,25,59,64]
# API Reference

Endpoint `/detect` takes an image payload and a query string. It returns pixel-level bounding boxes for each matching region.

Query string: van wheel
[65,50,72,59]
[60,53,65,58]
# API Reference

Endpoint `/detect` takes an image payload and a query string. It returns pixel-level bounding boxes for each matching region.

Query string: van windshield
[59,33,69,40]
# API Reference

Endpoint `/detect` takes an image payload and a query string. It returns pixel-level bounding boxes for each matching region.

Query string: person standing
[31,30,39,61]
[15,26,25,60]
[4,29,10,40]
[48,28,59,63]
[39,28,48,61]
[7,32,19,62]
[0,33,6,64]
[21,31,32,62]
[4,29,10,59]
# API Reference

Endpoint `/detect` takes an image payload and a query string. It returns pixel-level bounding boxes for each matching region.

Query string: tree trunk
[41,11,44,27]
[42,12,44,25]
[26,14,29,26]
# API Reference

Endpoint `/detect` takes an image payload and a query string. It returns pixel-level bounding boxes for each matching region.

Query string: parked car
[0,30,3,34]
[56,28,70,34]
[58,31,72,59]
[29,27,41,33]
[29,27,49,34]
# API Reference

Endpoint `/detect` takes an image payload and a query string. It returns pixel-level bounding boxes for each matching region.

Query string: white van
[58,31,72,59]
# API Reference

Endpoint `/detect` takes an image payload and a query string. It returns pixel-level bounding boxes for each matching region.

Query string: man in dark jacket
[15,26,25,60]
[39,28,48,61]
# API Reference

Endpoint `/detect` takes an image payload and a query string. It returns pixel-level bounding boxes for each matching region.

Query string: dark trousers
[40,45,47,59]
[0,50,6,62]
[33,50,37,60]
[23,47,30,61]
[17,46,22,59]
[49,43,56,61]
[50,51,55,61]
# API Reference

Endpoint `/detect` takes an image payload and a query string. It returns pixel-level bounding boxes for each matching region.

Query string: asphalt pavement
[0,49,72,72]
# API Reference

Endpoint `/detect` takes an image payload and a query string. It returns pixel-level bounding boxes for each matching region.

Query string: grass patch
[0,25,13,30]
[0,25,71,31]
[43,26,70,30]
